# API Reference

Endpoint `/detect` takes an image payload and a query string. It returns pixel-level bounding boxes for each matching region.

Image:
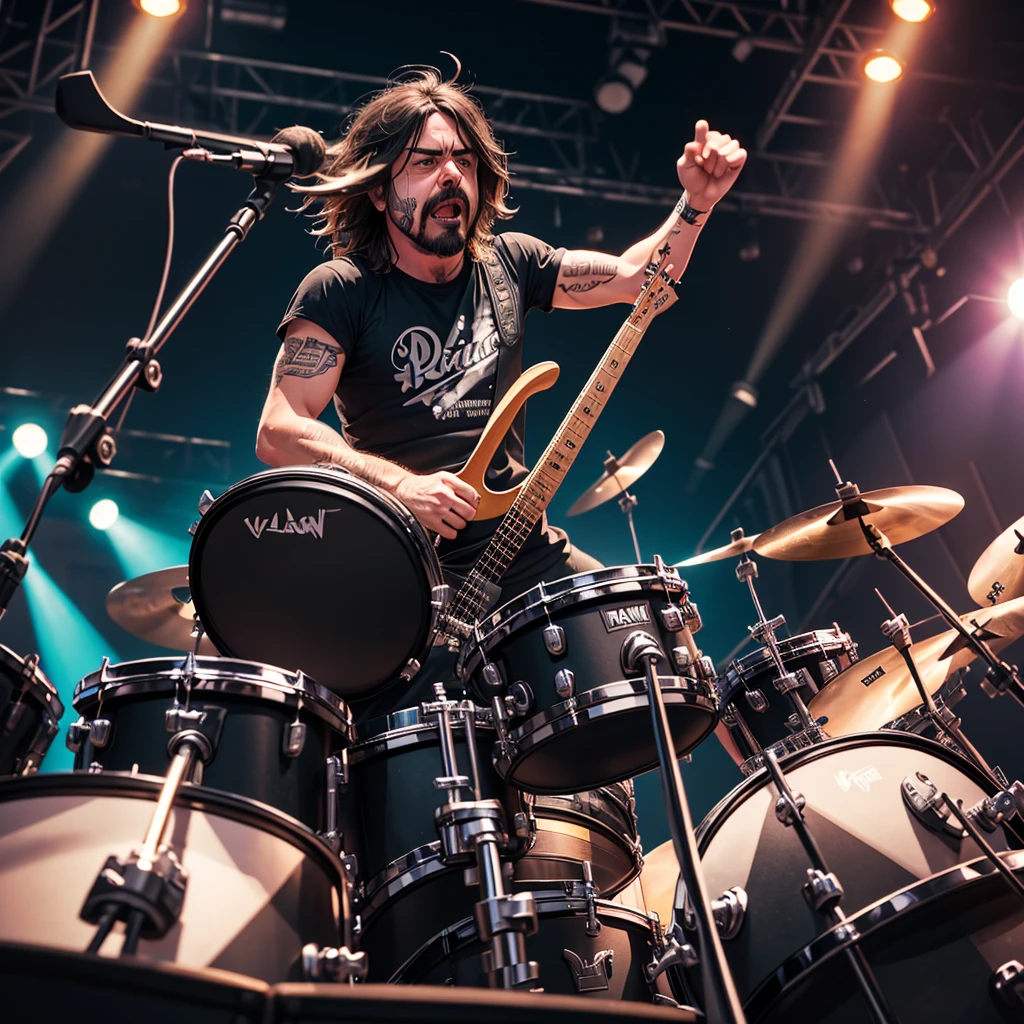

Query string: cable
[85,906,117,954]
[121,908,145,957]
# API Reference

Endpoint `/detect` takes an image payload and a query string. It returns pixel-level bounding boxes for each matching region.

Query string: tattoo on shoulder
[274,336,340,386]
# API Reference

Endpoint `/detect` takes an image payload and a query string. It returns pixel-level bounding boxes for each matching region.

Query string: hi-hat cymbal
[676,527,760,567]
[566,430,665,516]
[968,514,1024,606]
[809,596,1024,736]
[107,566,217,654]
[753,485,964,562]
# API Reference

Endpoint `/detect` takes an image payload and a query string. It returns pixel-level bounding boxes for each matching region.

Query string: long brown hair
[292,61,515,271]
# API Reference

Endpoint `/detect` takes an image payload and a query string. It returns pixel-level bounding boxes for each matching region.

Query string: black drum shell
[188,467,442,698]
[687,732,1010,1009]
[0,772,348,983]
[458,567,718,794]
[0,645,62,776]
[72,657,352,833]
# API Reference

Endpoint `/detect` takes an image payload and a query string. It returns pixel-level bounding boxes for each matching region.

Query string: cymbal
[676,527,759,567]
[968,514,1024,606]
[809,596,1024,736]
[753,485,964,562]
[107,566,217,654]
[566,430,664,517]
[637,839,679,927]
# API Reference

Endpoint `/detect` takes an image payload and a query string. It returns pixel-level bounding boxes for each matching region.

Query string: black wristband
[674,192,710,225]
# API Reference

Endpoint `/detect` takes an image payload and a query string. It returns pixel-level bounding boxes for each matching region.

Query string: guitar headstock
[631,257,678,322]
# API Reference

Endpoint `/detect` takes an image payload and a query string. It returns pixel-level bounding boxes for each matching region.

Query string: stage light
[89,499,119,531]
[132,0,186,16]
[105,515,191,580]
[863,51,905,83]
[595,46,650,114]
[12,423,48,459]
[731,381,758,408]
[1009,278,1024,321]
[890,0,934,23]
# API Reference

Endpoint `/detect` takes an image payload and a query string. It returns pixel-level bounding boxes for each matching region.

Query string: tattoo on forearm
[561,260,618,278]
[558,277,616,295]
[389,189,417,233]
[274,336,339,385]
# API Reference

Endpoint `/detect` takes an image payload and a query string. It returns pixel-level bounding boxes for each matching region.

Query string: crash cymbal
[753,485,964,562]
[968,513,1024,606]
[676,527,760,567]
[107,566,217,654]
[566,430,664,516]
[809,595,1024,736]
[637,839,679,927]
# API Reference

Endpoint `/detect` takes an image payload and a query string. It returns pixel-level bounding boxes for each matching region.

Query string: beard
[389,184,473,258]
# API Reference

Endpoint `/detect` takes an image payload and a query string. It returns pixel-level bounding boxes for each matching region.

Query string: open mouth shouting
[426,189,469,229]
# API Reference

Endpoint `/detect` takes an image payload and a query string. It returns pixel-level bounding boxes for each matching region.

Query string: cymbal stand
[627,563,746,1023]
[424,683,540,989]
[604,453,643,564]
[763,748,899,1022]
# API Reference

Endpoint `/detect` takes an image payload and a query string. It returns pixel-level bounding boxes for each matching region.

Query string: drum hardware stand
[423,682,540,989]
[762,749,900,1024]
[79,707,226,957]
[619,611,747,1023]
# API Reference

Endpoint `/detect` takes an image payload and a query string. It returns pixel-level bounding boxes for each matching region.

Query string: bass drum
[0,645,62,776]
[188,467,445,698]
[679,733,1016,1020]
[0,772,350,984]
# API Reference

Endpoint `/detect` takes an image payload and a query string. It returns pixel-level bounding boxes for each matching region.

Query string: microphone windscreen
[271,125,327,177]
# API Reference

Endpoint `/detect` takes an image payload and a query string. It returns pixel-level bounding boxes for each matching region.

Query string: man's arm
[256,318,479,540]
[551,120,747,310]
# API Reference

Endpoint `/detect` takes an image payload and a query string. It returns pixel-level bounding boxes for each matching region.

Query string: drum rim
[457,564,685,678]
[0,643,63,715]
[695,730,998,852]
[722,624,857,685]
[531,785,638,840]
[72,655,353,735]
[503,677,717,792]
[351,704,493,756]
[187,467,444,691]
[0,770,349,881]
[389,885,659,985]
[743,850,1024,1020]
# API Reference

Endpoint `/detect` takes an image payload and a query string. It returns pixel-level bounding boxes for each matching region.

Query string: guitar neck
[445,269,675,635]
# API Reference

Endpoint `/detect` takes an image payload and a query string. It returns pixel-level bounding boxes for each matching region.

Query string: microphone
[55,71,326,180]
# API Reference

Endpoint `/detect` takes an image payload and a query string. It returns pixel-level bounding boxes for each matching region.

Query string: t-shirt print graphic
[391,301,501,422]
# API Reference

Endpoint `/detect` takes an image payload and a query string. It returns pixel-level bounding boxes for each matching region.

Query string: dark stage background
[1,0,1023,856]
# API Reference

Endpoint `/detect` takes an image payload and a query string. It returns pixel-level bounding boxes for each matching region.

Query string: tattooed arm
[256,318,479,538]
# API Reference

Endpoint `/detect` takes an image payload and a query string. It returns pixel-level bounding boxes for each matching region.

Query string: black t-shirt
[277,231,567,580]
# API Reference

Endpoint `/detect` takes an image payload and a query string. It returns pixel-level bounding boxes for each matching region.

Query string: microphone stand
[0,173,283,625]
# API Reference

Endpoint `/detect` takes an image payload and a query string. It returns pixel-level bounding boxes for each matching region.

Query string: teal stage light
[89,498,119,530]
[11,423,47,459]
[104,514,191,580]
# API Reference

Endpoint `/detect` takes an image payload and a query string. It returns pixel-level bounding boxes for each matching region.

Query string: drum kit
[1,432,1024,1024]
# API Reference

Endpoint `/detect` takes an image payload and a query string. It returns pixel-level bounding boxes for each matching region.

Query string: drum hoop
[358,842,447,918]
[695,730,997,852]
[0,770,348,880]
[389,889,658,984]
[532,790,638,840]
[72,658,353,733]
[744,850,1024,1021]
[724,626,857,685]
[0,643,62,714]
[458,565,683,673]
[351,705,493,752]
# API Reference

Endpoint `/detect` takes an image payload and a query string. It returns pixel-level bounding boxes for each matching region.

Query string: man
[256,65,746,710]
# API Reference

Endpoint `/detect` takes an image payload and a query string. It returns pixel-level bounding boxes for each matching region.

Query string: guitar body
[455,360,560,521]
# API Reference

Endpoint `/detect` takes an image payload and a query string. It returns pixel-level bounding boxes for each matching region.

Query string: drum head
[189,469,437,697]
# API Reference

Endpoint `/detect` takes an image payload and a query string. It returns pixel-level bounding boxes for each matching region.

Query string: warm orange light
[133,0,185,17]
[863,51,904,83]
[890,0,935,23]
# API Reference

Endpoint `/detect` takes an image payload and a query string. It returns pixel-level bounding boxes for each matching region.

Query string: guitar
[441,249,680,645]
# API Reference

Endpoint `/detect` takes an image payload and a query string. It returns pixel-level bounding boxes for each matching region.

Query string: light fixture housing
[890,0,935,23]
[863,50,905,83]
[12,423,48,459]
[131,0,186,18]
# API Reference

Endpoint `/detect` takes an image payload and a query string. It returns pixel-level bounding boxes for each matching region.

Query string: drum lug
[282,720,307,758]
[65,716,89,753]
[803,868,844,912]
[582,860,600,936]
[509,681,533,716]
[660,604,685,633]
[341,853,359,885]
[197,489,215,515]
[562,947,614,992]
[481,661,503,692]
[399,658,421,683]
[553,669,575,699]
[543,624,567,656]
[680,885,748,940]
[646,921,698,982]
[301,942,368,983]
[671,645,691,673]
[902,772,967,838]
[745,688,770,713]
[88,718,112,749]
[319,755,344,852]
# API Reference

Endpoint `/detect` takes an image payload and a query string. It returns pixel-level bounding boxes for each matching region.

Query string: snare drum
[682,732,1009,1016]
[718,625,857,766]
[188,467,446,697]
[457,566,719,794]
[71,656,352,833]
[0,645,62,775]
